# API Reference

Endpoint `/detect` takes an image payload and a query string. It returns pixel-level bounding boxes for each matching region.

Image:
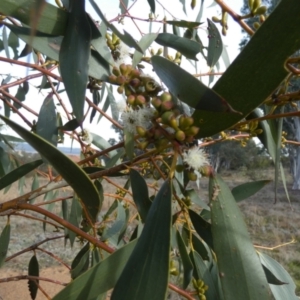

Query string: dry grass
[0,170,300,297]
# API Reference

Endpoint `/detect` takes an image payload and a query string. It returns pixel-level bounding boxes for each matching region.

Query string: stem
[0,275,68,286]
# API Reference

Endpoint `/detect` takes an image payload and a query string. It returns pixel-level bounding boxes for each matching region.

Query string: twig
[37,247,71,270]
[0,275,68,286]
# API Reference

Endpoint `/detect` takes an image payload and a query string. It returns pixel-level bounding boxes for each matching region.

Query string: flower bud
[212,16,221,23]
[136,126,147,137]
[112,66,120,76]
[108,75,117,84]
[161,111,175,124]
[156,48,163,55]
[188,171,198,181]
[129,78,141,88]
[119,63,128,76]
[116,75,126,85]
[185,126,200,136]
[160,92,172,102]
[117,85,124,94]
[151,97,162,109]
[136,95,146,106]
[255,5,267,15]
[127,94,136,105]
[175,130,186,142]
[161,100,174,112]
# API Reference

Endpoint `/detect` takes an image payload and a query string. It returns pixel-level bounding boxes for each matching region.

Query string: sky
[0,0,245,148]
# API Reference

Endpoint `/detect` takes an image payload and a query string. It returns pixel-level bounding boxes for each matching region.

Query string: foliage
[0,0,300,299]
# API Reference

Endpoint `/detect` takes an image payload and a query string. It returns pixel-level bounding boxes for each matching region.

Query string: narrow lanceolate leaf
[0,116,100,223]
[0,159,43,190]
[71,243,90,279]
[111,180,172,300]
[130,169,152,223]
[166,20,202,28]
[176,230,193,289]
[151,56,238,113]
[231,180,272,202]
[59,0,91,123]
[53,240,137,300]
[209,174,271,300]
[155,33,201,60]
[28,255,39,300]
[132,33,157,68]
[36,93,57,146]
[68,195,82,247]
[206,19,223,68]
[258,252,298,300]
[0,222,10,268]
[147,0,155,13]
[193,0,300,138]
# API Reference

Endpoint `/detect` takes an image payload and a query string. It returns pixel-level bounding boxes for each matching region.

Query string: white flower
[183,147,209,170]
[120,107,154,134]
[114,42,131,66]
[81,129,93,145]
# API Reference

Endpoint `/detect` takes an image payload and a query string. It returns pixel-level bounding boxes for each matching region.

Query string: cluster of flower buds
[212,11,228,36]
[192,278,209,300]
[109,63,161,107]
[152,92,199,143]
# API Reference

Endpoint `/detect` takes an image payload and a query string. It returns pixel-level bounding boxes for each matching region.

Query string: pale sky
[0,0,245,148]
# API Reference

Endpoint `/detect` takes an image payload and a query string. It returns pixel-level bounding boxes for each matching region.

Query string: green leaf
[88,0,143,53]
[53,240,137,300]
[36,93,57,146]
[101,201,126,241]
[207,19,223,68]
[189,250,221,300]
[14,81,29,110]
[111,180,172,300]
[151,56,238,113]
[258,252,298,300]
[59,0,91,123]
[8,30,19,59]
[188,209,213,249]
[0,159,43,191]
[68,195,82,247]
[0,116,100,223]
[193,0,300,138]
[28,255,39,300]
[166,20,201,28]
[231,180,272,202]
[90,133,117,158]
[155,33,201,60]
[0,222,10,268]
[176,230,193,289]
[30,174,40,203]
[147,0,155,13]
[59,119,80,131]
[209,174,271,299]
[71,242,90,279]
[130,169,152,223]
[262,265,287,286]
[132,33,157,68]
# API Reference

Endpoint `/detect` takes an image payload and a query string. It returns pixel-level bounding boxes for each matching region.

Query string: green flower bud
[160,92,172,102]
[136,95,146,106]
[136,126,147,137]
[212,16,221,23]
[112,66,121,76]
[116,75,126,85]
[255,5,267,15]
[161,111,175,124]
[175,130,186,142]
[161,100,174,112]
[127,94,136,105]
[117,85,124,94]
[151,97,162,109]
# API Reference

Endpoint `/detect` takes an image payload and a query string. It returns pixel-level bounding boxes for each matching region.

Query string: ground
[0,169,299,299]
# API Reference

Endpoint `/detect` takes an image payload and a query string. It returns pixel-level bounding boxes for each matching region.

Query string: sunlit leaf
[209,174,270,299]
[111,180,172,300]
[0,116,100,223]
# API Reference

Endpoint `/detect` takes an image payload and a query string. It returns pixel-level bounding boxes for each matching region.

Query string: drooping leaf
[192,0,300,138]
[189,250,221,300]
[0,222,10,268]
[30,174,40,203]
[209,174,270,299]
[176,230,193,289]
[0,116,100,223]
[71,242,90,279]
[262,265,287,286]
[111,180,172,300]
[124,129,134,161]
[0,159,43,191]
[155,33,201,60]
[59,0,91,123]
[206,18,223,68]
[8,30,19,59]
[132,33,157,68]
[130,169,152,223]
[28,255,39,300]
[231,180,272,202]
[90,132,117,158]
[53,240,137,300]
[147,0,155,13]
[259,252,298,300]
[14,81,29,110]
[188,209,213,249]
[68,195,82,247]
[36,93,57,146]
[151,56,238,113]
